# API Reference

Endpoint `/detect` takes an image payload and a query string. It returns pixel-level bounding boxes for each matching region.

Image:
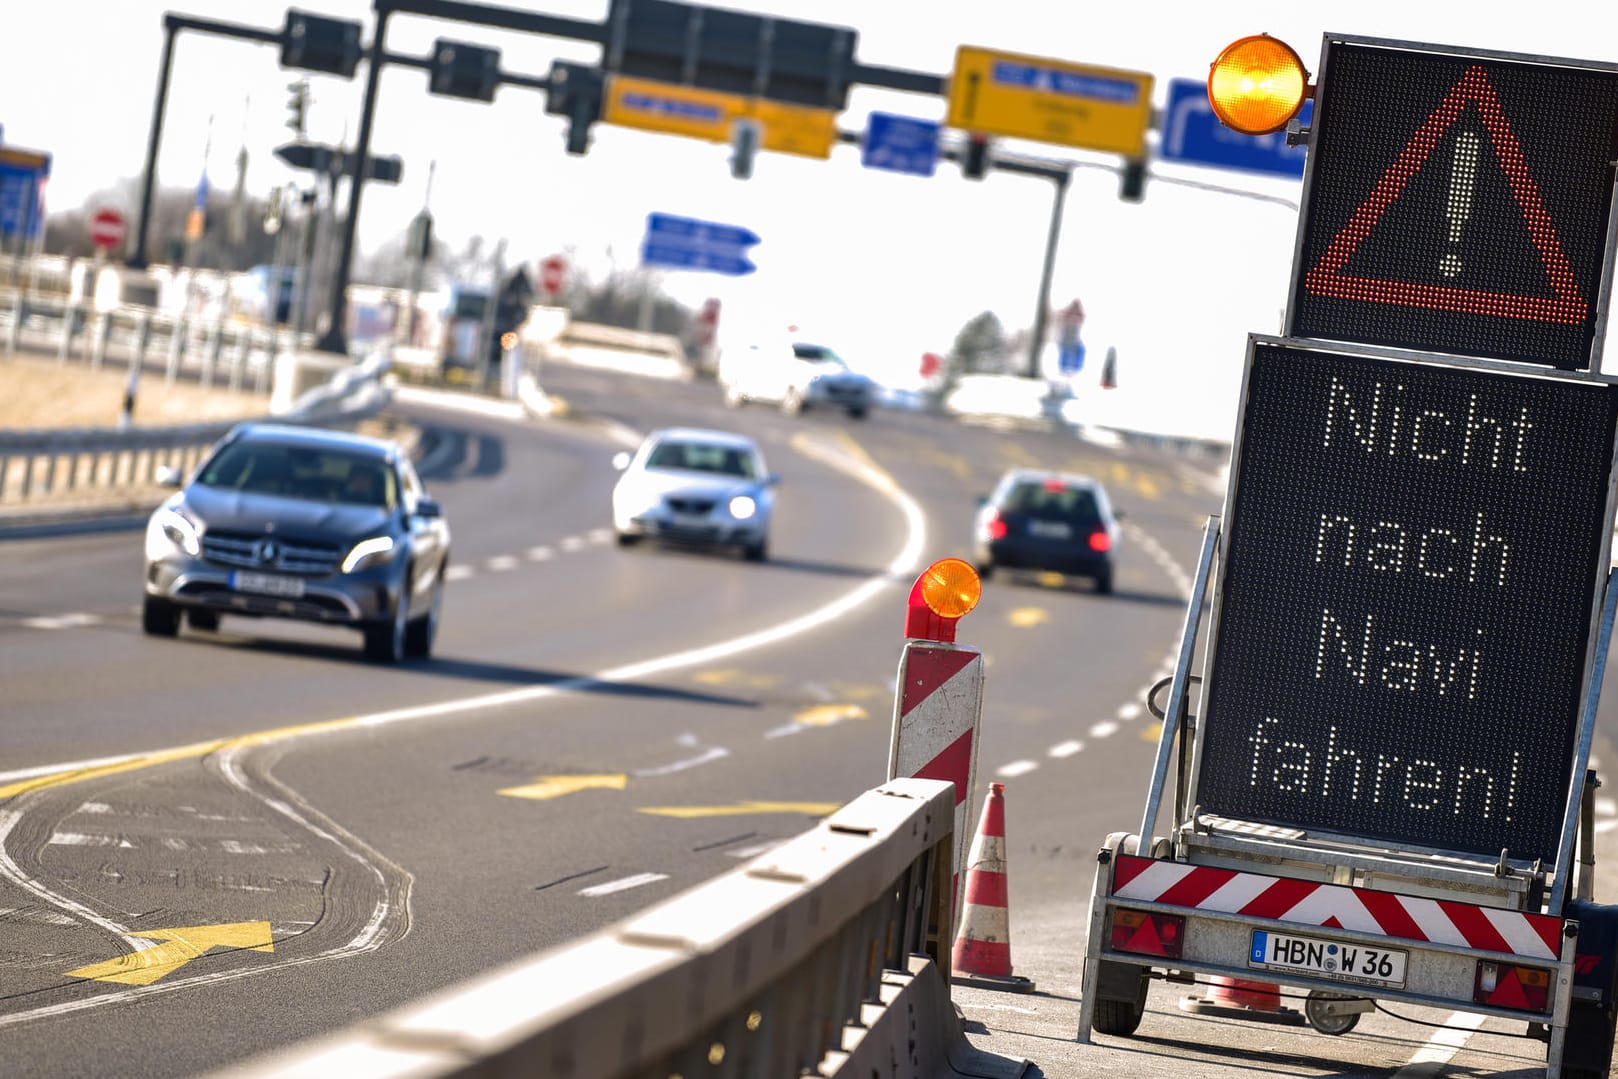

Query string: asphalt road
[0,360,1612,1078]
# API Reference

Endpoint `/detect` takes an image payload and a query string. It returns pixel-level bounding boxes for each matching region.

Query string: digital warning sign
[1196,339,1618,862]
[1289,38,1618,370]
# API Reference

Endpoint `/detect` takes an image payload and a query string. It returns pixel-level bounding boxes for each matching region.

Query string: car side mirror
[156,465,183,488]
[612,451,632,471]
[414,497,443,519]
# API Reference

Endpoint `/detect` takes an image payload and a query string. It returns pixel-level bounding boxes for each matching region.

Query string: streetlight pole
[129,23,180,270]
[1026,168,1070,379]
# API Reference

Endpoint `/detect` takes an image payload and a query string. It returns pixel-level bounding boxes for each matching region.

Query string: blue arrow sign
[862,113,940,177]
[640,240,756,276]
[645,212,760,250]
[1158,78,1309,180]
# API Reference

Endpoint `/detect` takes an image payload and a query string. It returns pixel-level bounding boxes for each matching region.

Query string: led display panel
[1289,39,1618,370]
[1197,339,1618,862]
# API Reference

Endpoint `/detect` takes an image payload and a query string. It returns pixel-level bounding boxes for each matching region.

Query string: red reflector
[1111,909,1185,959]
[1088,531,1112,552]
[1474,961,1552,1013]
[987,515,1008,540]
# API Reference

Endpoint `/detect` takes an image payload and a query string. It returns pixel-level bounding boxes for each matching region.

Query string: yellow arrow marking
[638,801,841,819]
[1134,472,1162,500]
[792,703,867,727]
[498,774,628,801]
[66,922,274,986]
[1141,721,1164,744]
[1008,607,1049,628]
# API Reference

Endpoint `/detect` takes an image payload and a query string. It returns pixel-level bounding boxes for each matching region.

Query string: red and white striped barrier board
[889,643,985,890]
[1112,854,1562,960]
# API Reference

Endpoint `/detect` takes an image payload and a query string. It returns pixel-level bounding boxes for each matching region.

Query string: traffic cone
[951,783,1036,993]
[1180,976,1305,1026]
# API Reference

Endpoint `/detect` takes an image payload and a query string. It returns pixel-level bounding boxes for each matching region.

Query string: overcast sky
[5,1,1614,438]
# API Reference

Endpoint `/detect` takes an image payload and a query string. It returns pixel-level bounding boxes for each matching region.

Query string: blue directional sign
[0,146,51,240]
[641,213,759,276]
[1158,78,1310,180]
[861,113,940,177]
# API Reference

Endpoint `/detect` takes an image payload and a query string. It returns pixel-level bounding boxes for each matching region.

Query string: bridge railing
[214,777,961,1079]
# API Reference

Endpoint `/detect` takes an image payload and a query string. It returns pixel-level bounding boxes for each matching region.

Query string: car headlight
[149,506,201,557]
[342,535,398,573]
[728,494,758,520]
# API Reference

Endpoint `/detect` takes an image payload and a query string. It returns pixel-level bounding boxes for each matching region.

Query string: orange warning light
[1208,34,1309,135]
[905,558,981,642]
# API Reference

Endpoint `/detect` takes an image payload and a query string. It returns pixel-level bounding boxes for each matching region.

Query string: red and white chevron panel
[1111,854,1562,960]
[889,643,985,886]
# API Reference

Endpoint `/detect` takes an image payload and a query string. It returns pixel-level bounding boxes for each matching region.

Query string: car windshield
[198,442,397,509]
[792,343,848,369]
[645,440,758,479]
[1002,480,1101,525]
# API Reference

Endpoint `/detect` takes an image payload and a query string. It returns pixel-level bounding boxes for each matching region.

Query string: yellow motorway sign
[605,74,837,159]
[946,45,1153,156]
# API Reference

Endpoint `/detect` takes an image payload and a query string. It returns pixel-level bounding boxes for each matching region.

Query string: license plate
[231,571,306,598]
[1249,930,1408,989]
[1028,520,1072,539]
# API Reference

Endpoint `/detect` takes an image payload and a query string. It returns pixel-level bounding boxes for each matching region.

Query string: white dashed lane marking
[1048,741,1084,759]
[22,613,101,630]
[485,555,520,572]
[578,872,668,897]
[996,760,1039,778]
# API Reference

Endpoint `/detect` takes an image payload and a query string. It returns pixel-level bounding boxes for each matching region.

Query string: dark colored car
[142,422,451,663]
[972,468,1121,592]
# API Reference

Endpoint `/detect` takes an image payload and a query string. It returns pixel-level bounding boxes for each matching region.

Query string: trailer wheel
[1304,991,1362,1036]
[1092,961,1148,1036]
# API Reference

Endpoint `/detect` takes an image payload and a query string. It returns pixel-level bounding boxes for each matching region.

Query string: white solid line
[580,872,668,897]
[1393,1011,1485,1073]
[1089,720,1120,738]
[1048,740,1084,758]
[996,760,1038,778]
[631,747,729,777]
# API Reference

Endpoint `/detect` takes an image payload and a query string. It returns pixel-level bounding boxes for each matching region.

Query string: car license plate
[231,571,306,598]
[1249,930,1407,989]
[1028,520,1072,539]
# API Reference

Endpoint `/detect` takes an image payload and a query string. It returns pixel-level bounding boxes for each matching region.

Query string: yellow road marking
[66,922,274,986]
[1008,607,1049,628]
[1133,472,1162,500]
[792,704,867,727]
[1034,571,1066,589]
[498,774,629,801]
[638,801,841,819]
[1141,721,1164,743]
[693,668,777,689]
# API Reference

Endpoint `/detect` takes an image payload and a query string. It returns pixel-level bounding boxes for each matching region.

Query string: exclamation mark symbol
[1441,130,1481,278]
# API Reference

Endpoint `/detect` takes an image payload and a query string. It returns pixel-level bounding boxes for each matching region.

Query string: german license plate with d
[1249,929,1407,988]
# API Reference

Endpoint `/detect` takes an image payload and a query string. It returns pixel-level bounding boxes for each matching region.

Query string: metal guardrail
[0,343,394,508]
[213,778,961,1079]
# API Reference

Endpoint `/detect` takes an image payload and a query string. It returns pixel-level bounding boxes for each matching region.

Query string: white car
[611,427,780,561]
[719,336,877,419]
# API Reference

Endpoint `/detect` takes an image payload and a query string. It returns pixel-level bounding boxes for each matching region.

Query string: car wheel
[364,583,410,663]
[404,580,441,659]
[975,560,995,580]
[1095,569,1114,594]
[847,407,868,420]
[142,595,181,637]
[187,609,221,632]
[743,537,768,562]
[615,531,641,547]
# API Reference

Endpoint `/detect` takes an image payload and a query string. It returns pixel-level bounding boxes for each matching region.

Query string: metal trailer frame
[1077,343,1618,1077]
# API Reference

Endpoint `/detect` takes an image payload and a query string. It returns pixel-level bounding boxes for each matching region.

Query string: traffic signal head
[1208,34,1309,135]
[961,135,989,180]
[1119,158,1147,202]
[429,39,500,102]
[730,118,761,180]
[546,62,604,157]
[285,80,309,137]
[281,10,362,79]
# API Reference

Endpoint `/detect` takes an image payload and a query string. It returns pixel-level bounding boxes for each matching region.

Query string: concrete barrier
[205,778,1022,1079]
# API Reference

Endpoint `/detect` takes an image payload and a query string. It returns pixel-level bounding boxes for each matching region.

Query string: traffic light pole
[315,7,390,355]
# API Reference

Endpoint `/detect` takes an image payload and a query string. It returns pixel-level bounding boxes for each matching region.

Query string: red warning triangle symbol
[1490,968,1532,1010]
[1304,65,1588,325]
[1321,916,1345,930]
